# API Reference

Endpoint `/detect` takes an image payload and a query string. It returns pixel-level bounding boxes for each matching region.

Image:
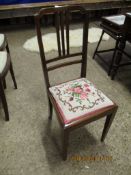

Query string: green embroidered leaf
[75,93,79,97]
[72,83,81,88]
[76,98,82,104]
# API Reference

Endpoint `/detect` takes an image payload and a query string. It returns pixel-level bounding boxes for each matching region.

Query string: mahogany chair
[35,5,118,160]
[111,13,131,79]
[93,14,125,79]
[0,34,17,121]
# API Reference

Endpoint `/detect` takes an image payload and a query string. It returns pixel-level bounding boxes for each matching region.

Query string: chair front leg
[48,98,53,120]
[10,62,17,89]
[93,30,105,59]
[0,80,9,121]
[101,107,118,142]
[62,129,69,161]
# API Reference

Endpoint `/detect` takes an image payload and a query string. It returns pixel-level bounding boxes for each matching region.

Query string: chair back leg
[111,40,126,80]
[6,41,17,89]
[0,80,9,121]
[108,40,119,76]
[93,30,105,59]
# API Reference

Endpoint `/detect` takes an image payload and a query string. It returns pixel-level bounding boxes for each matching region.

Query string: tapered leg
[0,80,9,121]
[93,30,104,59]
[48,98,53,120]
[10,62,17,89]
[6,42,10,54]
[62,130,69,160]
[6,42,17,89]
[108,40,119,76]
[111,39,126,80]
[3,78,7,89]
[101,107,118,142]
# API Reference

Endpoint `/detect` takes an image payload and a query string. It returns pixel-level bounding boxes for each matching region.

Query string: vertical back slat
[81,13,89,78]
[60,12,66,56]
[55,12,61,57]
[66,10,70,55]
[35,6,89,88]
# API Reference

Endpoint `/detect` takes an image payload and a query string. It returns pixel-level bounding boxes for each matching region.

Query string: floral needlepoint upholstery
[49,78,114,124]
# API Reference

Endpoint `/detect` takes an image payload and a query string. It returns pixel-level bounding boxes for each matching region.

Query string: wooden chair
[93,14,125,79]
[0,34,17,121]
[111,13,131,79]
[35,5,118,160]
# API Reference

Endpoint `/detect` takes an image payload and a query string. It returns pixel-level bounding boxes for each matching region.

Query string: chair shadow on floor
[41,117,110,172]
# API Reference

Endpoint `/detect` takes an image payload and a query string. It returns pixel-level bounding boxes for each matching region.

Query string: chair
[35,5,118,160]
[93,14,125,79]
[111,13,131,79]
[0,34,17,121]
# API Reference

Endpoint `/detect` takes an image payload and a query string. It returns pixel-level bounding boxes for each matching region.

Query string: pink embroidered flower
[73,87,83,94]
[85,88,91,92]
[67,88,74,92]
[80,92,87,99]
[84,84,89,87]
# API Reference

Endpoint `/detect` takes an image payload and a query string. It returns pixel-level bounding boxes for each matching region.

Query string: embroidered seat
[49,78,114,125]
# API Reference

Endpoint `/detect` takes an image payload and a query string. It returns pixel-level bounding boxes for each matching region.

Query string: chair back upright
[123,13,131,42]
[35,6,89,90]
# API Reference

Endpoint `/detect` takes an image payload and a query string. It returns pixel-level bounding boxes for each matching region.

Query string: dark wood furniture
[93,14,125,77]
[0,0,131,19]
[111,13,131,78]
[35,5,118,160]
[0,35,17,121]
[93,13,131,79]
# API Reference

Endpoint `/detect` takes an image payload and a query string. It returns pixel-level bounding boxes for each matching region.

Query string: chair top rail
[34,5,87,19]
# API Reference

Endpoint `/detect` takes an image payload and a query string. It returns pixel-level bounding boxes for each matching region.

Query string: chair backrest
[123,13,131,42]
[101,15,125,35]
[35,5,89,90]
